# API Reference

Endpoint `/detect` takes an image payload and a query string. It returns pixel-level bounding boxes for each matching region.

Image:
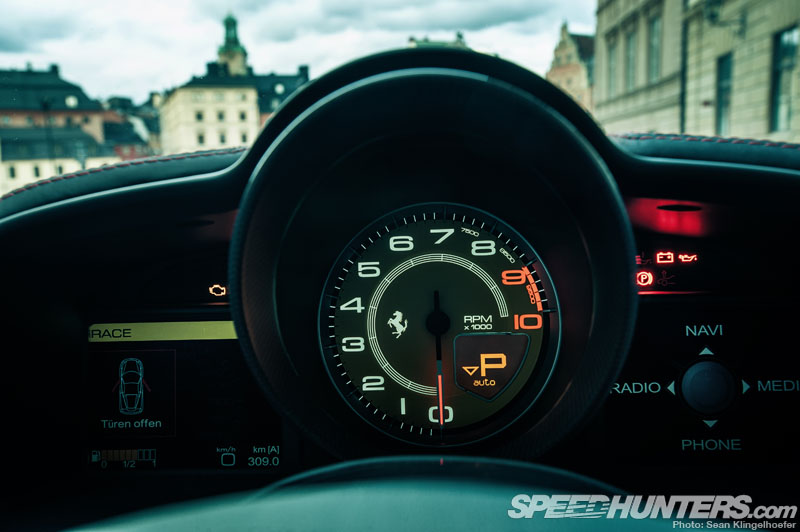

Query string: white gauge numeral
[357,261,381,278]
[339,297,364,313]
[471,240,496,256]
[362,376,385,391]
[389,235,414,251]
[341,337,365,352]
[430,228,454,244]
[428,406,454,423]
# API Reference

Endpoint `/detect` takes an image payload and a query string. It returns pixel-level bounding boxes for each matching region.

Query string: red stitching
[612,133,800,150]
[1,147,245,202]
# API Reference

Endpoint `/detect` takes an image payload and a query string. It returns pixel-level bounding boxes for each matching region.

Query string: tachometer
[318,203,560,445]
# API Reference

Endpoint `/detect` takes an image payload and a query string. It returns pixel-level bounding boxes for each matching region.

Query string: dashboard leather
[612,133,800,170]
[0,147,246,219]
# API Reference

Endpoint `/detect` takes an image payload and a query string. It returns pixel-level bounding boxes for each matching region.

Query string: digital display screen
[84,317,283,472]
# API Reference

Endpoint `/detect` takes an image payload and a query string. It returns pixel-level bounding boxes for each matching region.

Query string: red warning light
[678,253,698,263]
[655,251,675,264]
[636,271,655,287]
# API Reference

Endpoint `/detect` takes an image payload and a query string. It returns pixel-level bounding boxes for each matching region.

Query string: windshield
[1,0,797,196]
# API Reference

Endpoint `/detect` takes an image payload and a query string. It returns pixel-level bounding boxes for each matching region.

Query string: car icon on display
[119,358,144,415]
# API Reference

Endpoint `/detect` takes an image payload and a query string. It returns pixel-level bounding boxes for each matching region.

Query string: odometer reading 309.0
[318,203,560,445]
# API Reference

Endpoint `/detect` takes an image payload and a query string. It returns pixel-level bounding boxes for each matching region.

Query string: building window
[241,132,248,143]
[219,132,226,144]
[607,39,618,98]
[1,116,10,125]
[56,165,63,174]
[26,116,34,125]
[215,92,224,102]
[8,166,15,179]
[648,14,662,83]
[625,29,637,91]
[65,116,73,126]
[239,111,246,121]
[82,116,90,124]
[197,133,205,145]
[196,111,204,122]
[217,111,225,122]
[191,92,205,102]
[33,166,40,178]
[771,26,799,132]
[240,93,247,101]
[716,53,733,136]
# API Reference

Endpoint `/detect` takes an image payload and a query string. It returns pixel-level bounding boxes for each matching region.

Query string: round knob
[680,360,736,415]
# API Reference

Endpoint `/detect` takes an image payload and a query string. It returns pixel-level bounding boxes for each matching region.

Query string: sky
[0,0,596,104]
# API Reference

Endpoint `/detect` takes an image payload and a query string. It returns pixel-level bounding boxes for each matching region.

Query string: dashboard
[1,48,798,529]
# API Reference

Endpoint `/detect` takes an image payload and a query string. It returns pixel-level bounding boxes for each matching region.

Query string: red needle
[437,373,444,425]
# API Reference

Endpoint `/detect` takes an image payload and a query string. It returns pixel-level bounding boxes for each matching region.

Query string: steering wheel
[73,456,675,531]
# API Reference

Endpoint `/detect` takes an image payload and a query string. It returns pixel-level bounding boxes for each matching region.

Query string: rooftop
[571,33,595,63]
[0,65,102,112]
[408,32,470,49]
[0,126,113,161]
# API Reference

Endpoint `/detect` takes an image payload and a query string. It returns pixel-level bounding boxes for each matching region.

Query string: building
[0,64,106,143]
[160,14,309,154]
[128,93,163,154]
[160,82,260,154]
[546,22,595,112]
[683,0,800,141]
[407,32,470,49]
[0,127,118,195]
[595,0,800,140]
[594,0,683,134]
[0,64,123,192]
[103,119,150,161]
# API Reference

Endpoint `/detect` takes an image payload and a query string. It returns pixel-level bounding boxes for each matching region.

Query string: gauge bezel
[317,202,561,446]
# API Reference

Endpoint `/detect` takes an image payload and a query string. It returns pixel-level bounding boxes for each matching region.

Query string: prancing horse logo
[387,311,408,339]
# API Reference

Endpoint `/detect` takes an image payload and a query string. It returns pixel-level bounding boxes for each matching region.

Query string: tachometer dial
[318,203,560,445]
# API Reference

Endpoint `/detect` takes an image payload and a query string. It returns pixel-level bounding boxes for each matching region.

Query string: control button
[681,361,736,415]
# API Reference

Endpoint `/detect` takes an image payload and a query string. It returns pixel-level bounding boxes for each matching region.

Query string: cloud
[0,7,79,52]
[0,36,27,53]
[0,0,596,102]
[199,0,580,41]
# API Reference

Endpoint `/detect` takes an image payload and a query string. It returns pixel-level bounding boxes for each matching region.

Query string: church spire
[217,13,248,76]
[223,13,241,50]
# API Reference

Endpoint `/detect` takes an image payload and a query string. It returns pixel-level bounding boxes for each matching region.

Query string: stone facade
[159,86,260,155]
[546,23,595,112]
[684,0,800,141]
[594,0,683,134]
[595,0,800,140]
